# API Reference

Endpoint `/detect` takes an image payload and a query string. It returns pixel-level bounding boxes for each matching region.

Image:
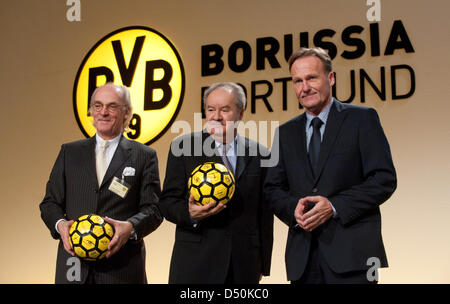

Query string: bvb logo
[73,26,185,145]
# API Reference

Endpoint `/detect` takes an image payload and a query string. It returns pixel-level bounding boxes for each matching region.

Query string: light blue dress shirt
[215,137,238,173]
[305,99,333,150]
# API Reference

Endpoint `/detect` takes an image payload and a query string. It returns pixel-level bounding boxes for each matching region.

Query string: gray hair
[203,82,246,111]
[89,82,133,131]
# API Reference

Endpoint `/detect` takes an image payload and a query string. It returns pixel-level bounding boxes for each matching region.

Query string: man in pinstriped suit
[40,83,163,284]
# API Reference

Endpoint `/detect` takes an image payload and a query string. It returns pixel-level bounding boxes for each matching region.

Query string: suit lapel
[235,135,250,181]
[84,137,98,187]
[100,135,132,188]
[289,114,315,182]
[201,130,221,161]
[315,99,347,182]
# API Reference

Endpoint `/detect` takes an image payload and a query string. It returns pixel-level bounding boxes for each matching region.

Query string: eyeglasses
[92,102,125,113]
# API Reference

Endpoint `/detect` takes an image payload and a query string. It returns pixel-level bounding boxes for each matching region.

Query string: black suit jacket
[40,135,162,284]
[264,99,397,281]
[158,131,273,284]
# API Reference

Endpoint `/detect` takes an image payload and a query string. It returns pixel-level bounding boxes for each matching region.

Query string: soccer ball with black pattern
[69,214,115,261]
[188,162,235,206]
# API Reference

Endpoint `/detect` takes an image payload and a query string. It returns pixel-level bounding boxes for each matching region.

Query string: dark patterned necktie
[308,117,323,176]
[221,144,233,173]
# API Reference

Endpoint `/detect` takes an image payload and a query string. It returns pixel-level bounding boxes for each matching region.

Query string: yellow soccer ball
[188,162,235,206]
[69,214,115,261]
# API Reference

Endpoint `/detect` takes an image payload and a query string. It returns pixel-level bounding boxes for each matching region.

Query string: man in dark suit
[264,48,397,284]
[158,82,273,284]
[40,83,162,284]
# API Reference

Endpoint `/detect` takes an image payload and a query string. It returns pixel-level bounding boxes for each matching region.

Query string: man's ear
[328,71,335,87]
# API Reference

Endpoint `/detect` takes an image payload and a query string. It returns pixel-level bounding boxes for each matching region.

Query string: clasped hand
[294,196,333,232]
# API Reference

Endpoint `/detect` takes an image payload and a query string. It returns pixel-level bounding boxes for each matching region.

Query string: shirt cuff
[128,221,137,240]
[55,218,66,234]
[330,201,338,218]
[190,217,199,228]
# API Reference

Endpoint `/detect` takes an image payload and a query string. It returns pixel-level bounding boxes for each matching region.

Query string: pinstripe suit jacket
[40,135,162,284]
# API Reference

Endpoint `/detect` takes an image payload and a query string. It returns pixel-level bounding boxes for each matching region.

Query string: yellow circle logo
[73,26,185,145]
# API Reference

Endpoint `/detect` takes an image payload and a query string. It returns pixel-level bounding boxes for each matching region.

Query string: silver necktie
[96,140,109,186]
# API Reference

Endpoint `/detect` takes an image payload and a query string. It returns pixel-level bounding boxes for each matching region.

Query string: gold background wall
[1,0,448,283]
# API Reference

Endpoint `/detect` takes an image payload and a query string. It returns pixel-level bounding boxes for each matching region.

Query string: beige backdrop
[1,0,449,283]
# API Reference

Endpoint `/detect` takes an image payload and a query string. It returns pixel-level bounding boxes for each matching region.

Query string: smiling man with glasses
[40,83,163,284]
[89,84,132,140]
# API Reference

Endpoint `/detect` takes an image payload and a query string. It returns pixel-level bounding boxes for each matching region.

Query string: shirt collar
[306,98,334,128]
[95,133,121,146]
[215,136,238,154]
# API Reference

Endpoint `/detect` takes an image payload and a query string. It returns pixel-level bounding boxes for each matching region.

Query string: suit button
[312,188,318,193]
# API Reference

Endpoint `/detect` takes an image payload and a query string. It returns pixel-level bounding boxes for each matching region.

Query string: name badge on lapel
[108,176,131,198]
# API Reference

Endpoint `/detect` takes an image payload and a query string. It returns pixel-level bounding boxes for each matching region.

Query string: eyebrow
[93,100,121,104]
[207,105,231,109]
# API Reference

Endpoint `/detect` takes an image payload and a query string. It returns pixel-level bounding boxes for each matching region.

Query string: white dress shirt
[55,134,121,234]
[95,133,121,170]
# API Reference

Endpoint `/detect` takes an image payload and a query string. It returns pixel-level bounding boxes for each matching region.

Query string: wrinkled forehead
[206,87,237,106]
[92,85,124,104]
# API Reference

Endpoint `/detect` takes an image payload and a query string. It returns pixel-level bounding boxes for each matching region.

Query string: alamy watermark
[366,256,381,282]
[366,0,381,22]
[170,113,280,168]
[66,0,81,22]
[66,256,81,282]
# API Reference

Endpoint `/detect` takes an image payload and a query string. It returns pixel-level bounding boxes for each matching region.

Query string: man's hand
[104,217,133,259]
[188,195,226,221]
[57,219,75,256]
[295,196,333,232]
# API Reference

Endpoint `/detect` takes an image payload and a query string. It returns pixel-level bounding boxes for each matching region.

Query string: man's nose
[100,106,109,115]
[302,80,311,92]
[212,110,222,121]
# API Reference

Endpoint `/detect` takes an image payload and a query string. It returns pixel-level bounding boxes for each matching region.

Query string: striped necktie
[221,143,233,174]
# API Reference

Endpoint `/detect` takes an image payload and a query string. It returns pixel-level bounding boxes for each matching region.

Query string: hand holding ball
[69,214,115,261]
[188,162,235,206]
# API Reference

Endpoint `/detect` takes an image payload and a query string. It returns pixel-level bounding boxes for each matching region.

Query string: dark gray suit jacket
[40,135,162,283]
[264,99,397,281]
[158,131,273,284]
